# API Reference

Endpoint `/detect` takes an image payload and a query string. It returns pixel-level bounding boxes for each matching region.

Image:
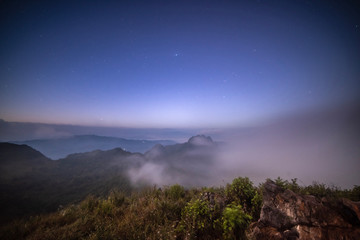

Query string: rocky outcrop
[249,180,360,239]
[188,135,214,146]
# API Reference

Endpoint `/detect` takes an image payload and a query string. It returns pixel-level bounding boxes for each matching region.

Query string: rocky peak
[249,180,360,239]
[151,143,165,151]
[187,135,214,146]
[144,144,165,159]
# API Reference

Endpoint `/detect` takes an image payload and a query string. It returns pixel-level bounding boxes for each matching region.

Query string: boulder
[249,180,360,239]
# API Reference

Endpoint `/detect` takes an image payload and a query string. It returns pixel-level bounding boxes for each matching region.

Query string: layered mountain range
[11,135,176,159]
[0,135,218,223]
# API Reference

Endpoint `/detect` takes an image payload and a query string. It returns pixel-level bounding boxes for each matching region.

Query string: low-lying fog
[128,104,360,189]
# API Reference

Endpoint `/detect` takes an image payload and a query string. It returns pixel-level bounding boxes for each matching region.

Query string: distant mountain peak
[145,144,165,159]
[0,143,49,163]
[152,143,165,150]
[187,135,213,146]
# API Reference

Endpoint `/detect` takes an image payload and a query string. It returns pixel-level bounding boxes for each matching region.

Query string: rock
[200,191,226,211]
[249,180,360,239]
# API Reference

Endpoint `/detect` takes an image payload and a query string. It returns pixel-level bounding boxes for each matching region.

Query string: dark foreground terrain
[0,177,359,240]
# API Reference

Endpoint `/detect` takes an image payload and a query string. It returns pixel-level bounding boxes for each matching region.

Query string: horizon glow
[0,0,359,128]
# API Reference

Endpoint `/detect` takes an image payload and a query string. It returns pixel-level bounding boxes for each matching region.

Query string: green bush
[274,176,288,189]
[272,177,360,202]
[273,177,301,193]
[178,199,213,239]
[165,184,185,200]
[225,177,261,219]
[348,185,360,201]
[250,190,262,219]
[222,204,252,240]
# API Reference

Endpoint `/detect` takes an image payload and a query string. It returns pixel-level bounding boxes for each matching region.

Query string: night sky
[1,0,359,128]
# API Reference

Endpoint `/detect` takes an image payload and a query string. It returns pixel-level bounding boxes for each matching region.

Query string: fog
[127,103,360,189]
[221,104,360,188]
[215,123,360,188]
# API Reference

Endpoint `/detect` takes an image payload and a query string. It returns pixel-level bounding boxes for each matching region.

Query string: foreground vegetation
[1,177,359,240]
[272,177,360,201]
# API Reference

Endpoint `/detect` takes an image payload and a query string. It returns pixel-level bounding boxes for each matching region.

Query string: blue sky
[1,0,359,128]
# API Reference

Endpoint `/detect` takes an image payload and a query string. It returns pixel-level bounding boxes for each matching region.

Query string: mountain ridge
[0,135,218,223]
[11,134,176,159]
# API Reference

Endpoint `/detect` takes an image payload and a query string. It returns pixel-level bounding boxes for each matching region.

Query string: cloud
[128,162,168,186]
[127,103,360,189]
[214,103,360,188]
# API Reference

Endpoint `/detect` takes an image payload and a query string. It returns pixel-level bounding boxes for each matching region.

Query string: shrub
[178,199,213,239]
[165,184,185,200]
[272,177,360,202]
[108,190,125,207]
[222,204,252,240]
[274,176,288,189]
[225,177,260,218]
[250,190,262,219]
[302,182,331,197]
[349,185,360,201]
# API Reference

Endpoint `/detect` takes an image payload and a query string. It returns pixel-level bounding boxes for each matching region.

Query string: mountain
[0,135,218,223]
[0,143,56,222]
[0,142,51,167]
[145,134,216,161]
[0,143,135,223]
[12,135,176,159]
[188,135,214,145]
[138,135,220,186]
[0,142,55,182]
